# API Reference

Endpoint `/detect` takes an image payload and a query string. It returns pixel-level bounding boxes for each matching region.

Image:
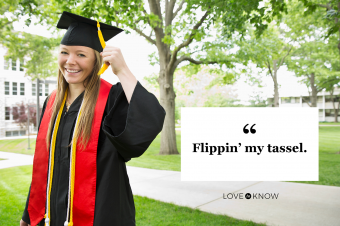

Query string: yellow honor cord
[68,108,83,226]
[97,20,108,75]
[45,89,68,226]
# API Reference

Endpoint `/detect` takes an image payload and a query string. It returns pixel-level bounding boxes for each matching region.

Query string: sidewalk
[127,166,340,226]
[0,135,37,140]
[0,151,34,169]
[0,152,339,226]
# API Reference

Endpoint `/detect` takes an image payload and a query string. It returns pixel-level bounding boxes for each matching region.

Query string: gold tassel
[97,20,108,75]
[45,89,68,226]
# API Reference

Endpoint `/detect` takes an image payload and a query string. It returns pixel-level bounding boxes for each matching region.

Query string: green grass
[127,131,181,171]
[0,138,36,155]
[319,122,340,125]
[1,128,339,187]
[0,165,265,226]
[0,158,6,161]
[0,166,32,226]
[286,126,340,187]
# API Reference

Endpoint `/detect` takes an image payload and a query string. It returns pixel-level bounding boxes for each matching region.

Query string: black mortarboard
[57,11,124,52]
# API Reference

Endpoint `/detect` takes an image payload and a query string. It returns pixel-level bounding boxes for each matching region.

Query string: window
[325,109,335,117]
[20,59,24,71]
[5,107,10,120]
[12,82,17,95]
[5,130,26,137]
[294,97,300,103]
[4,82,9,95]
[4,58,10,70]
[45,84,49,96]
[325,95,340,103]
[32,84,36,96]
[39,83,43,96]
[317,96,323,103]
[281,97,291,104]
[20,83,25,95]
[12,59,17,71]
[302,96,310,103]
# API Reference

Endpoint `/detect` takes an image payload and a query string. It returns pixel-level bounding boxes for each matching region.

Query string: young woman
[20,12,165,226]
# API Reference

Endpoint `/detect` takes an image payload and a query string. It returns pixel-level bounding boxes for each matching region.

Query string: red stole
[28,78,112,226]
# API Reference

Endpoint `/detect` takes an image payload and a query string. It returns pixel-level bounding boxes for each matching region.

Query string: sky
[11,15,309,104]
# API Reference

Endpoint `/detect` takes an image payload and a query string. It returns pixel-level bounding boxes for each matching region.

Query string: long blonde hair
[46,50,103,151]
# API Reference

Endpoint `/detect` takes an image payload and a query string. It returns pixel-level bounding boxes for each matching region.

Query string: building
[267,88,340,122]
[0,46,57,137]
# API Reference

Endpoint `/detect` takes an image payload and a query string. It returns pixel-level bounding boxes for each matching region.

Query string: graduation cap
[57,11,124,75]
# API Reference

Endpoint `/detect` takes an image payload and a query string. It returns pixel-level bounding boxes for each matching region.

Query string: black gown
[22,81,166,226]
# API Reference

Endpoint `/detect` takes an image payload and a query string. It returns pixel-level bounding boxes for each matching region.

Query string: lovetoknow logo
[223,193,279,199]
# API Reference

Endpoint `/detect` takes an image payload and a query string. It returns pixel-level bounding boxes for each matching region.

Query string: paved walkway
[0,151,34,169]
[0,152,339,226]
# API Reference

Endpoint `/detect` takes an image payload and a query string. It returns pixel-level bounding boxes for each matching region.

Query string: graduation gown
[22,80,166,226]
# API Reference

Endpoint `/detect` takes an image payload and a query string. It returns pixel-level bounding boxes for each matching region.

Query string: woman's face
[58,45,96,85]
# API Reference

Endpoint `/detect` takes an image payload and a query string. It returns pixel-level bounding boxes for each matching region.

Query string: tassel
[45,217,50,226]
[97,21,106,49]
[98,63,109,75]
[97,20,108,75]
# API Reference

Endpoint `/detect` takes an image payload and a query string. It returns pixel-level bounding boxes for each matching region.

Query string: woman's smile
[65,68,82,74]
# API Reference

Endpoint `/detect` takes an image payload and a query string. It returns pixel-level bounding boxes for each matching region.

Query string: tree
[10,0,287,155]
[203,93,243,107]
[11,102,38,129]
[236,24,293,107]
[281,0,340,107]
[300,0,340,60]
[248,92,268,107]
[0,0,45,39]
[320,76,340,121]
[2,31,60,80]
[0,0,60,79]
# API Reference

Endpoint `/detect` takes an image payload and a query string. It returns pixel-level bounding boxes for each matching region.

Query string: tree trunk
[330,89,340,122]
[309,73,317,107]
[272,60,279,107]
[337,3,340,63]
[158,64,179,155]
[273,81,279,107]
[147,0,179,155]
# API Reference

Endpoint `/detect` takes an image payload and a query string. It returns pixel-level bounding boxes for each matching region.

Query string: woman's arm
[102,82,166,162]
[100,46,137,103]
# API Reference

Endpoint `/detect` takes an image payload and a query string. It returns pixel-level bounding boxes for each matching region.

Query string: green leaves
[2,31,60,79]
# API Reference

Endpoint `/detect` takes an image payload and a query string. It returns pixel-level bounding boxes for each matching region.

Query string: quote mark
[243,124,256,134]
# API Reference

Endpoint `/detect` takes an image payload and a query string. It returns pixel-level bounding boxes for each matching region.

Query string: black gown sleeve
[22,95,50,224]
[102,81,166,162]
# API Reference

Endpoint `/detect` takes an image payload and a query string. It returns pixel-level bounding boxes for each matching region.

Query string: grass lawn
[1,127,339,187]
[319,122,340,126]
[127,130,181,171]
[0,165,265,226]
[0,138,36,155]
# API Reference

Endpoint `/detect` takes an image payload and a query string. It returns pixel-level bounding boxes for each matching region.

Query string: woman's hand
[20,219,30,226]
[100,45,137,103]
[100,46,129,76]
